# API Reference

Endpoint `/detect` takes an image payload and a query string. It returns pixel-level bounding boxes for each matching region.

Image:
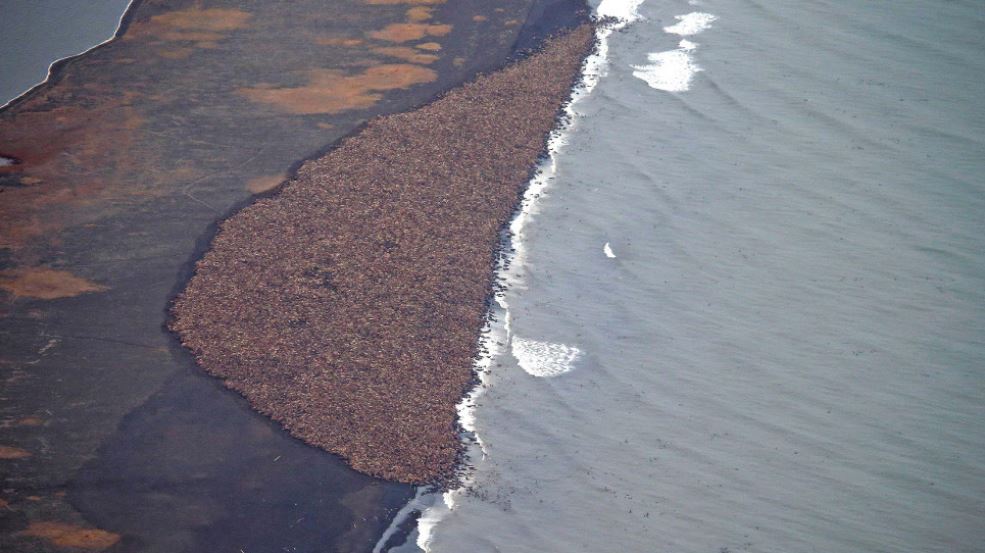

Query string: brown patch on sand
[0,446,32,459]
[148,7,252,32]
[172,25,595,484]
[315,37,365,47]
[0,268,107,300]
[20,522,121,550]
[371,46,439,64]
[472,15,488,22]
[416,41,442,51]
[127,7,252,51]
[0,96,149,251]
[367,23,451,42]
[406,6,434,22]
[16,417,45,427]
[238,65,437,115]
[246,174,287,194]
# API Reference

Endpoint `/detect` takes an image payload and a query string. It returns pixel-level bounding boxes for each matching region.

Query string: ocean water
[405,1,985,552]
[0,0,131,106]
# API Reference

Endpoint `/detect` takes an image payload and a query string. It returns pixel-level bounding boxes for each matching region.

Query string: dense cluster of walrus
[170,24,594,484]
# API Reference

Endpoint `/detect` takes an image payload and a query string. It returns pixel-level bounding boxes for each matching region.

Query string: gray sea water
[411,1,985,552]
[0,0,131,106]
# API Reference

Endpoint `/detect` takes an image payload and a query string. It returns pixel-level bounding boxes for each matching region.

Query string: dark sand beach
[0,0,589,551]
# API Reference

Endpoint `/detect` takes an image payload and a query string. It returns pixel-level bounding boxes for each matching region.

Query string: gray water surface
[424,1,985,552]
[0,0,131,105]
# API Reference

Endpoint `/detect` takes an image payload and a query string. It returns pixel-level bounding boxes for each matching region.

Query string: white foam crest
[604,242,617,258]
[632,46,703,92]
[663,11,717,36]
[372,488,435,553]
[633,9,717,93]
[582,0,649,89]
[512,337,582,377]
[415,496,447,552]
[415,2,643,547]
[596,0,646,23]
[679,38,698,51]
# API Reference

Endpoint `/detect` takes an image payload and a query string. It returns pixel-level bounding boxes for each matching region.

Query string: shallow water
[0,0,131,106]
[416,1,985,552]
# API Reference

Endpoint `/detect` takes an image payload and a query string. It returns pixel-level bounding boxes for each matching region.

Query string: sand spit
[171,25,594,484]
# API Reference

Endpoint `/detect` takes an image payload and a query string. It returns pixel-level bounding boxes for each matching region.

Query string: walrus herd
[170,24,595,484]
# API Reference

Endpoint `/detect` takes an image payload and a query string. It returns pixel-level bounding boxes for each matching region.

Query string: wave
[512,337,583,378]
[633,11,717,92]
[396,2,649,551]
[663,11,717,36]
[632,40,703,92]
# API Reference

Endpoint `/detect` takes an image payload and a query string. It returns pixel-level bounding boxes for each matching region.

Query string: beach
[0,1,591,550]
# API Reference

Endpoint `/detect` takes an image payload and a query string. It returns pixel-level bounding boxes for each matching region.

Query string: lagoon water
[0,0,130,106]
[412,1,985,552]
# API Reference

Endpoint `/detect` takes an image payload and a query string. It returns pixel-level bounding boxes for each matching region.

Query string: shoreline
[410,3,643,547]
[0,0,139,112]
[170,20,597,486]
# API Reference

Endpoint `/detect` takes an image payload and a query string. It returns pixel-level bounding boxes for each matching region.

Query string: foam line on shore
[413,2,645,550]
[0,0,135,111]
[372,487,436,553]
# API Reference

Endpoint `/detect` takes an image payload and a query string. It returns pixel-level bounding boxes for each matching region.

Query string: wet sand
[0,0,583,550]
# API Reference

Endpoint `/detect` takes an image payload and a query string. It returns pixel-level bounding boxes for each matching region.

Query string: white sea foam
[411,3,645,550]
[632,43,703,92]
[604,242,617,257]
[663,11,717,36]
[596,0,646,23]
[372,488,435,553]
[0,156,16,167]
[586,0,648,86]
[512,337,582,377]
[633,10,716,92]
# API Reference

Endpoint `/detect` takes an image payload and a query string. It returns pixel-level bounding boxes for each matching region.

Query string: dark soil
[170,24,595,484]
